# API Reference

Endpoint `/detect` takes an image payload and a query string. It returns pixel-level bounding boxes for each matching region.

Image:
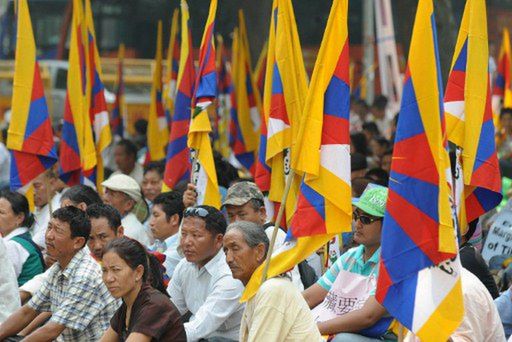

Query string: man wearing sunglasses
[167,205,244,342]
[303,185,396,341]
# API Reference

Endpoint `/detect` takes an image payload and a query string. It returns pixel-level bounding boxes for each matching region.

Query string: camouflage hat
[222,181,265,207]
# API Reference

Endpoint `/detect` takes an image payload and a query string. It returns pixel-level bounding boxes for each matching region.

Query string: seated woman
[100,237,186,342]
[0,190,44,286]
[303,185,396,341]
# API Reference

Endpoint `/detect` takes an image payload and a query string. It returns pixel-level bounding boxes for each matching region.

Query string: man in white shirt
[222,181,305,290]
[111,139,144,184]
[148,191,184,278]
[32,170,65,249]
[0,236,20,324]
[102,174,151,247]
[167,205,244,341]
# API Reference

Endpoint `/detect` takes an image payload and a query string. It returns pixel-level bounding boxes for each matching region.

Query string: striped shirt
[317,245,380,294]
[28,248,119,341]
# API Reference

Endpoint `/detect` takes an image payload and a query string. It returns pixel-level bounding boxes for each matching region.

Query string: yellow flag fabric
[164,8,180,121]
[66,0,96,173]
[147,21,168,161]
[264,0,308,224]
[85,0,111,189]
[242,0,352,302]
[188,0,221,208]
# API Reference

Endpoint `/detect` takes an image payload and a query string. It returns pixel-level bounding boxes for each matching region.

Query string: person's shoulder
[257,277,297,300]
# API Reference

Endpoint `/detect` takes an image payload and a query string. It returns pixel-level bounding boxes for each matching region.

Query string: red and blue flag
[8,0,57,190]
[163,0,194,191]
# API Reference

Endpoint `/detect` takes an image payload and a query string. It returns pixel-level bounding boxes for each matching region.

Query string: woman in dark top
[100,237,186,342]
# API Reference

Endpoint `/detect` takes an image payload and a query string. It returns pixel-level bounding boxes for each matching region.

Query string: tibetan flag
[265,0,308,225]
[492,28,512,114]
[164,8,180,129]
[163,0,194,191]
[242,0,352,301]
[253,41,268,99]
[228,10,261,175]
[111,44,125,138]
[147,21,168,162]
[59,0,97,185]
[444,0,502,231]
[84,0,111,188]
[375,1,463,340]
[215,34,231,159]
[7,0,57,190]
[189,0,221,208]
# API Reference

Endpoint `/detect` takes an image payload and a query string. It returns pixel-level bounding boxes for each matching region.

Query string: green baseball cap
[352,184,388,217]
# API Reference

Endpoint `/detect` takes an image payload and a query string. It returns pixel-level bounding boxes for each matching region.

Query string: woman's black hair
[0,190,35,228]
[351,132,370,156]
[104,237,168,296]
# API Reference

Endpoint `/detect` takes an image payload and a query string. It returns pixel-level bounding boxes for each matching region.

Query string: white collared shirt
[0,236,20,323]
[4,227,30,277]
[150,233,182,278]
[121,212,151,247]
[168,249,245,341]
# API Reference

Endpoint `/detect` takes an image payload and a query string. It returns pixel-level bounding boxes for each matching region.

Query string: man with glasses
[167,205,244,342]
[302,185,396,341]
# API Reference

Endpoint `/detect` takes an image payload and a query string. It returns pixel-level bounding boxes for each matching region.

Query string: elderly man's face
[223,229,266,285]
[103,188,133,216]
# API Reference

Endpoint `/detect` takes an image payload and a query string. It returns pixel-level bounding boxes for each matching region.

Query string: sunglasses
[353,211,382,225]
[184,207,210,218]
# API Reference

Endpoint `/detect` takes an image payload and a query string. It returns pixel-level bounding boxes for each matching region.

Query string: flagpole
[261,169,295,283]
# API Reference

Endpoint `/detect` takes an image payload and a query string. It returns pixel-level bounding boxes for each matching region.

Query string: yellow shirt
[240,276,323,342]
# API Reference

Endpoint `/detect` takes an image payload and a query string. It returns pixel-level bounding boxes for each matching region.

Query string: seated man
[303,185,394,341]
[167,205,244,341]
[86,203,125,261]
[102,174,151,246]
[0,206,119,341]
[222,181,308,290]
[19,194,115,304]
[0,236,19,324]
[148,191,184,278]
[223,221,322,341]
[31,169,66,249]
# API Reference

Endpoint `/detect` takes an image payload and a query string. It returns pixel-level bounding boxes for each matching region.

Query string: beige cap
[102,174,148,222]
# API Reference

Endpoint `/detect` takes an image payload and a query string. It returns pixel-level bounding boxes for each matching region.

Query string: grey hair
[226,221,269,256]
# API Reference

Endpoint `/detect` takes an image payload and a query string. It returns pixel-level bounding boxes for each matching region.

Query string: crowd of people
[0,94,511,341]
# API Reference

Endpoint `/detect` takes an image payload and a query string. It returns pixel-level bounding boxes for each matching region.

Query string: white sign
[482,209,512,262]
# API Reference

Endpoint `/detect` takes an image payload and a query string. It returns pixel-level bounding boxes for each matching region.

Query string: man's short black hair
[500,107,512,119]
[153,191,185,221]
[86,203,122,233]
[382,148,393,157]
[351,152,368,172]
[116,139,138,158]
[365,168,389,186]
[185,205,227,235]
[362,122,380,136]
[144,160,165,177]
[372,95,388,110]
[52,206,91,243]
[61,185,102,207]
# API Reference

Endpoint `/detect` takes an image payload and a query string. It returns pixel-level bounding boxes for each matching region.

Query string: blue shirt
[150,233,182,278]
[495,288,512,338]
[317,245,380,295]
